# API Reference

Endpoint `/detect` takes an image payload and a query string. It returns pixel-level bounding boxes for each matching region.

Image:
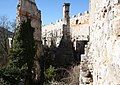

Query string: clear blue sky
[0,0,89,25]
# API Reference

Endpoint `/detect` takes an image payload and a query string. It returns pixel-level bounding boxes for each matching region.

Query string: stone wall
[86,0,120,85]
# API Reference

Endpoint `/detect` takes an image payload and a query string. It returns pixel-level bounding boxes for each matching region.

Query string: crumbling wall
[17,0,42,41]
[88,0,120,85]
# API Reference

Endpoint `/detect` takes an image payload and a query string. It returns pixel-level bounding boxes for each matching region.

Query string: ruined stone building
[41,3,89,67]
[41,0,120,85]
[42,4,89,50]
[15,0,120,84]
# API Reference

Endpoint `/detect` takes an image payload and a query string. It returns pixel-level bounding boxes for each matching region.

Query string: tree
[10,17,36,85]
[10,19,16,32]
[0,18,36,85]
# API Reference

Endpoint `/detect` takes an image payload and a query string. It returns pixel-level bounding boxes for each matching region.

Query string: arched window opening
[76,19,79,24]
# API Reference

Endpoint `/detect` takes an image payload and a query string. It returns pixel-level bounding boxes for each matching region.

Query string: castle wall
[42,22,63,47]
[70,11,89,41]
[42,12,89,47]
[88,0,120,84]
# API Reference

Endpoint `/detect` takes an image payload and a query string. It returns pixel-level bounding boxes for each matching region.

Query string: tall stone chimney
[63,3,71,40]
[63,3,70,28]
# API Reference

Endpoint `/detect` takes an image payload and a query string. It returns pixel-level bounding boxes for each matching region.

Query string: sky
[0,0,89,25]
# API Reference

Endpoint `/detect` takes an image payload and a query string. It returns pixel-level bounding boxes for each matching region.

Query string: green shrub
[44,65,56,82]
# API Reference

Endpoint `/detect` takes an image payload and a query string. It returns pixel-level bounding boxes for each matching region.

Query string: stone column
[63,3,70,28]
[63,3,71,40]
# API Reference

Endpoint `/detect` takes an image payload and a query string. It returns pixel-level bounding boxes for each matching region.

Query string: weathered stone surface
[86,0,120,85]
